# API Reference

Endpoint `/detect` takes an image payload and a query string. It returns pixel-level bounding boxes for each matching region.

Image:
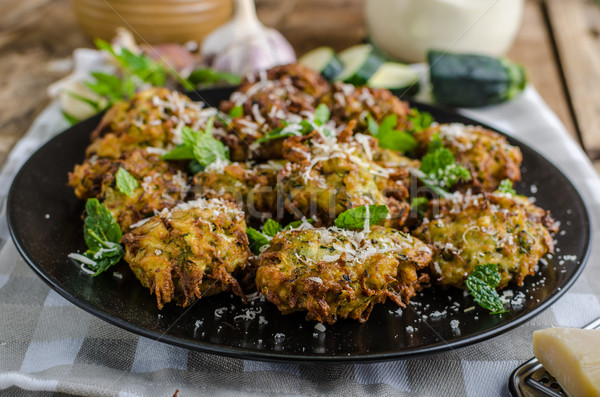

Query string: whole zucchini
[428,50,526,107]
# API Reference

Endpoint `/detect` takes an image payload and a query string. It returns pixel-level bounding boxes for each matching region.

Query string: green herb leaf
[83,198,122,251]
[498,179,516,195]
[334,205,389,230]
[193,131,229,168]
[161,119,229,168]
[115,167,139,197]
[427,133,444,153]
[254,130,297,144]
[369,114,418,153]
[366,113,379,136]
[77,198,124,276]
[465,264,508,314]
[410,197,429,217]
[262,219,282,237]
[419,145,471,195]
[87,39,167,108]
[314,104,330,126]
[161,144,195,160]
[408,109,434,133]
[228,105,244,118]
[188,68,242,86]
[246,227,270,255]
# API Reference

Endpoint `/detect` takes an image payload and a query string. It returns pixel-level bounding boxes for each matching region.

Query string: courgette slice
[298,46,343,81]
[367,62,420,96]
[336,44,384,85]
[428,50,527,107]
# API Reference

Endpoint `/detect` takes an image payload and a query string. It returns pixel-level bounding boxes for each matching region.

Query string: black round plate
[7,88,591,363]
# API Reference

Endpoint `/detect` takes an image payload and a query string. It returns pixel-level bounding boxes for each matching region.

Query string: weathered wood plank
[546,0,600,156]
[0,0,90,168]
[257,0,365,56]
[508,0,577,139]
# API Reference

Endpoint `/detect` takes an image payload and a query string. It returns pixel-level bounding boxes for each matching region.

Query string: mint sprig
[465,264,508,314]
[70,198,124,276]
[367,114,417,153]
[418,135,471,196]
[334,205,389,230]
[498,179,517,195]
[115,167,139,197]
[161,117,229,170]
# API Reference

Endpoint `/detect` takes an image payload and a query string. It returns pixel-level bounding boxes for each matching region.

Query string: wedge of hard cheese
[533,328,600,397]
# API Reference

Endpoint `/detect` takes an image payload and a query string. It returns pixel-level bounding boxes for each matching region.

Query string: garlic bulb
[201,0,296,76]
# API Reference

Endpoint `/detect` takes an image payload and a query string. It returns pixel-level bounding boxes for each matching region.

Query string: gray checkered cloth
[1,86,599,397]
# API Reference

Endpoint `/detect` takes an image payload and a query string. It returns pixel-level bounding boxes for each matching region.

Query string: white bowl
[365,0,524,62]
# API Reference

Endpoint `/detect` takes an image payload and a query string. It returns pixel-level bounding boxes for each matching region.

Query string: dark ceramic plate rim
[7,88,592,363]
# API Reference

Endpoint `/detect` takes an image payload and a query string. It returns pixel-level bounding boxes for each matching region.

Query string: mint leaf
[408,109,434,133]
[366,113,379,136]
[254,130,297,144]
[188,68,242,86]
[193,131,229,167]
[161,144,194,160]
[410,197,429,217]
[77,198,124,276]
[419,146,471,194]
[314,104,330,126]
[427,133,444,153]
[228,105,244,118]
[84,199,122,250]
[161,118,229,168]
[334,205,389,230]
[465,264,508,314]
[88,39,167,108]
[115,167,139,197]
[247,227,270,255]
[369,114,417,153]
[262,219,282,237]
[378,129,418,152]
[498,179,516,195]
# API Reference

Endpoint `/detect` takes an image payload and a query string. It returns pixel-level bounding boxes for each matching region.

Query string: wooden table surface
[1,0,599,172]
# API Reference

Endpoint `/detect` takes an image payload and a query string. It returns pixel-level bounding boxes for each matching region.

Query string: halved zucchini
[428,50,527,107]
[367,62,420,96]
[299,46,343,81]
[336,44,383,85]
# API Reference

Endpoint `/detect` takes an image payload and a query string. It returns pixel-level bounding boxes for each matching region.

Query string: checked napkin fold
[0,85,600,397]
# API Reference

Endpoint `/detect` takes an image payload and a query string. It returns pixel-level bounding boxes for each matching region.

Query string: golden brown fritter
[122,198,250,309]
[86,87,216,159]
[191,161,283,220]
[415,123,522,191]
[326,82,412,134]
[68,148,190,230]
[218,64,330,161]
[278,131,410,227]
[413,191,557,289]
[256,225,432,324]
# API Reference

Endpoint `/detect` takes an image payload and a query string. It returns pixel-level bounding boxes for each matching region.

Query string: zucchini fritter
[219,64,330,161]
[191,161,283,220]
[256,225,432,324]
[122,198,250,309]
[87,87,217,159]
[68,148,190,230]
[327,82,412,134]
[279,131,410,226]
[415,123,522,191]
[414,191,557,289]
